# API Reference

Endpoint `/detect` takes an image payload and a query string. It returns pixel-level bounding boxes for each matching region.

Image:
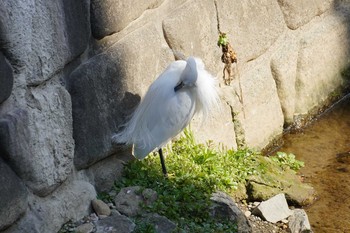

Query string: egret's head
[174,57,198,92]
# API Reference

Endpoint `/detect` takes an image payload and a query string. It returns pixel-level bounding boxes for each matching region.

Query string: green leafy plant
[270,152,304,171]
[217,32,228,47]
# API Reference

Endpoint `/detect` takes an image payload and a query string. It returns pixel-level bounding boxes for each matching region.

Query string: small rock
[92,199,111,216]
[245,210,252,218]
[252,193,292,223]
[288,209,313,233]
[76,223,94,233]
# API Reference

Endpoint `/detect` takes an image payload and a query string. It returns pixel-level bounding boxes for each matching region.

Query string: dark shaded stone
[210,191,252,233]
[68,23,169,170]
[0,109,31,176]
[62,0,90,56]
[0,158,28,231]
[0,0,89,84]
[90,0,163,39]
[0,52,13,104]
[67,52,140,170]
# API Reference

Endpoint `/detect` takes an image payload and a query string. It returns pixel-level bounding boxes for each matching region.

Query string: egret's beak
[174,81,184,92]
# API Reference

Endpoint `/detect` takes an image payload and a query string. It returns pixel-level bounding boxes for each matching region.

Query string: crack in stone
[213,0,221,34]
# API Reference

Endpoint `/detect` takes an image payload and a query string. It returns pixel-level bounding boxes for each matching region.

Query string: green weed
[270,151,304,171]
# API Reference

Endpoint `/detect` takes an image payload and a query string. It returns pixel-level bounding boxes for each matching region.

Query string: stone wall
[0,0,349,232]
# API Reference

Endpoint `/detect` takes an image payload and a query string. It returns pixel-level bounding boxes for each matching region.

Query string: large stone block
[0,0,89,84]
[91,0,164,39]
[295,12,350,115]
[0,52,13,104]
[191,99,237,149]
[216,0,285,63]
[277,0,334,30]
[239,58,284,149]
[0,158,28,231]
[68,23,173,169]
[270,32,299,125]
[3,181,96,233]
[162,0,221,72]
[0,81,74,196]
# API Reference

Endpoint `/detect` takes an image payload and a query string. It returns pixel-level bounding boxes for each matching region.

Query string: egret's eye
[174,81,184,92]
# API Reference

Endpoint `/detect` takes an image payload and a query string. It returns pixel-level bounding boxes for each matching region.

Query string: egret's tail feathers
[133,144,153,160]
[195,62,221,120]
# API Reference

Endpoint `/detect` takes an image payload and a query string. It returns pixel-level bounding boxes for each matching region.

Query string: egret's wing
[134,91,196,159]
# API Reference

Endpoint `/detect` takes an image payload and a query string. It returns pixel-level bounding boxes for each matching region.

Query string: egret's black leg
[158,148,168,177]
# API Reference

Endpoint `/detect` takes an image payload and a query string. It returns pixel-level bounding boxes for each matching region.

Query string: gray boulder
[210,191,252,233]
[0,158,28,231]
[0,52,13,104]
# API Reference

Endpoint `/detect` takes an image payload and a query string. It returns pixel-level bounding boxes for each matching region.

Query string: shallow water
[278,95,350,233]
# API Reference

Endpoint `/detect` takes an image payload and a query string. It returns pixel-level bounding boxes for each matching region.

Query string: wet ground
[278,94,350,233]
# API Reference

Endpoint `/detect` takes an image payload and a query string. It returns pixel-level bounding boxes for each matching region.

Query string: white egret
[112,56,219,176]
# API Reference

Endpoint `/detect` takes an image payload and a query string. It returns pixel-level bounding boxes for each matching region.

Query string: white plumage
[112,56,219,161]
